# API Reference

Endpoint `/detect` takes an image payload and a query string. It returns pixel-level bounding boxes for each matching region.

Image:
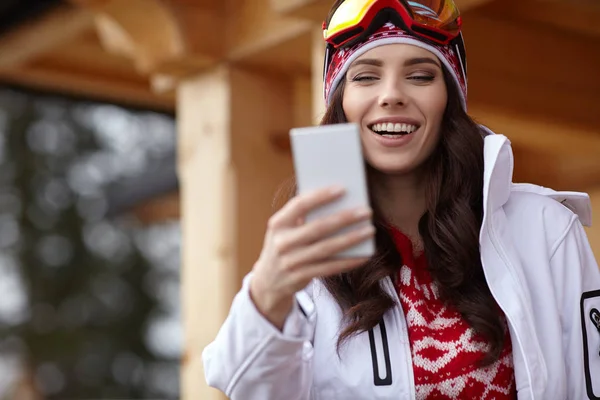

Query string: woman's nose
[378,81,407,108]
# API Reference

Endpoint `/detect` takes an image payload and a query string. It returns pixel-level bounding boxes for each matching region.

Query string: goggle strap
[454,33,467,82]
[323,45,331,91]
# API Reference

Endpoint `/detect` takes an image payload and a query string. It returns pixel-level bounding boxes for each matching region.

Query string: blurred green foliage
[0,87,180,399]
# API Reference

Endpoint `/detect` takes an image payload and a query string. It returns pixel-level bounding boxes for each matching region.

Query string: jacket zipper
[384,275,416,399]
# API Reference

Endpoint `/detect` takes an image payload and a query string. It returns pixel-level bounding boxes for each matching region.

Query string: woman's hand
[250,186,374,330]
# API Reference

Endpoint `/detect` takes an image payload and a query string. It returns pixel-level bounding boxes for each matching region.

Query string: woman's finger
[289,257,370,287]
[282,225,375,269]
[267,186,345,229]
[274,207,372,253]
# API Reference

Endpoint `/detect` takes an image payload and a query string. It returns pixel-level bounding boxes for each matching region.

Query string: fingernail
[355,208,372,218]
[329,186,345,195]
[361,225,375,235]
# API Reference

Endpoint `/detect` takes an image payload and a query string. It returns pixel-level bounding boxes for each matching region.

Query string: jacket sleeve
[550,216,600,400]
[202,273,317,400]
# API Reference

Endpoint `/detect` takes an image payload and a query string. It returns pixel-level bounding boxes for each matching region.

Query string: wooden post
[293,25,327,129]
[312,25,326,124]
[178,66,294,400]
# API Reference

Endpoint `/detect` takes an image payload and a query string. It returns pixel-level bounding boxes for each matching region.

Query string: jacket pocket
[581,290,600,400]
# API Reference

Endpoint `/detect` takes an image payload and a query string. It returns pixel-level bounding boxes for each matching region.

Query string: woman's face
[342,44,448,175]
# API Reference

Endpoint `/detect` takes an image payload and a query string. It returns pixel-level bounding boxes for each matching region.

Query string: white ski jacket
[202,133,600,400]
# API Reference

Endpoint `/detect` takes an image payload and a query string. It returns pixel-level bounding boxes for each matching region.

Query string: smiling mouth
[368,122,420,137]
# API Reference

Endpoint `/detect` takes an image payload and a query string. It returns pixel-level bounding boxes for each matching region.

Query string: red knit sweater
[389,227,517,399]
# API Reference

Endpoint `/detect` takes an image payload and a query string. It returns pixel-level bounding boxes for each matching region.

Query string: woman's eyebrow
[404,57,440,68]
[349,58,383,69]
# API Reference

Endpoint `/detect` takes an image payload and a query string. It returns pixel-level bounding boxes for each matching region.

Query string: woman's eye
[352,76,377,82]
[409,75,435,82]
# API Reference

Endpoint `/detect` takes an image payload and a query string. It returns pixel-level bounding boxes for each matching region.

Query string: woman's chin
[366,161,417,177]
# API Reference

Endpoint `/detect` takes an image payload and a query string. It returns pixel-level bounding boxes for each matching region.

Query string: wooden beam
[456,0,496,12]
[75,0,217,75]
[479,0,600,38]
[512,146,559,187]
[226,0,312,61]
[465,9,600,91]
[512,145,600,191]
[38,31,140,78]
[95,0,187,73]
[270,0,495,22]
[149,0,317,94]
[165,3,225,59]
[178,66,294,400]
[464,11,600,131]
[470,105,600,157]
[557,154,600,191]
[74,0,226,65]
[233,30,313,78]
[0,65,174,112]
[74,0,315,96]
[270,0,331,22]
[0,4,95,70]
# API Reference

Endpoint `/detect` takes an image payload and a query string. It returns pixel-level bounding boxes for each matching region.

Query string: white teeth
[371,122,418,133]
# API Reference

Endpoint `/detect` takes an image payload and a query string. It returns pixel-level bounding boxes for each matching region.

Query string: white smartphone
[289,123,375,259]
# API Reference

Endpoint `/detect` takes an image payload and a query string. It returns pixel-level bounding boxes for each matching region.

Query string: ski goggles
[323,0,462,49]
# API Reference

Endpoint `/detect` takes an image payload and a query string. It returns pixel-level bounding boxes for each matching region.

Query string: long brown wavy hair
[275,0,506,366]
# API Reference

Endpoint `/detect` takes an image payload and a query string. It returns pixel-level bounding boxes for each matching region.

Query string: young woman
[202,1,600,399]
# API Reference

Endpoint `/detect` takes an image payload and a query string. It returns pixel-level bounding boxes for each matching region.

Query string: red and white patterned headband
[324,23,468,109]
